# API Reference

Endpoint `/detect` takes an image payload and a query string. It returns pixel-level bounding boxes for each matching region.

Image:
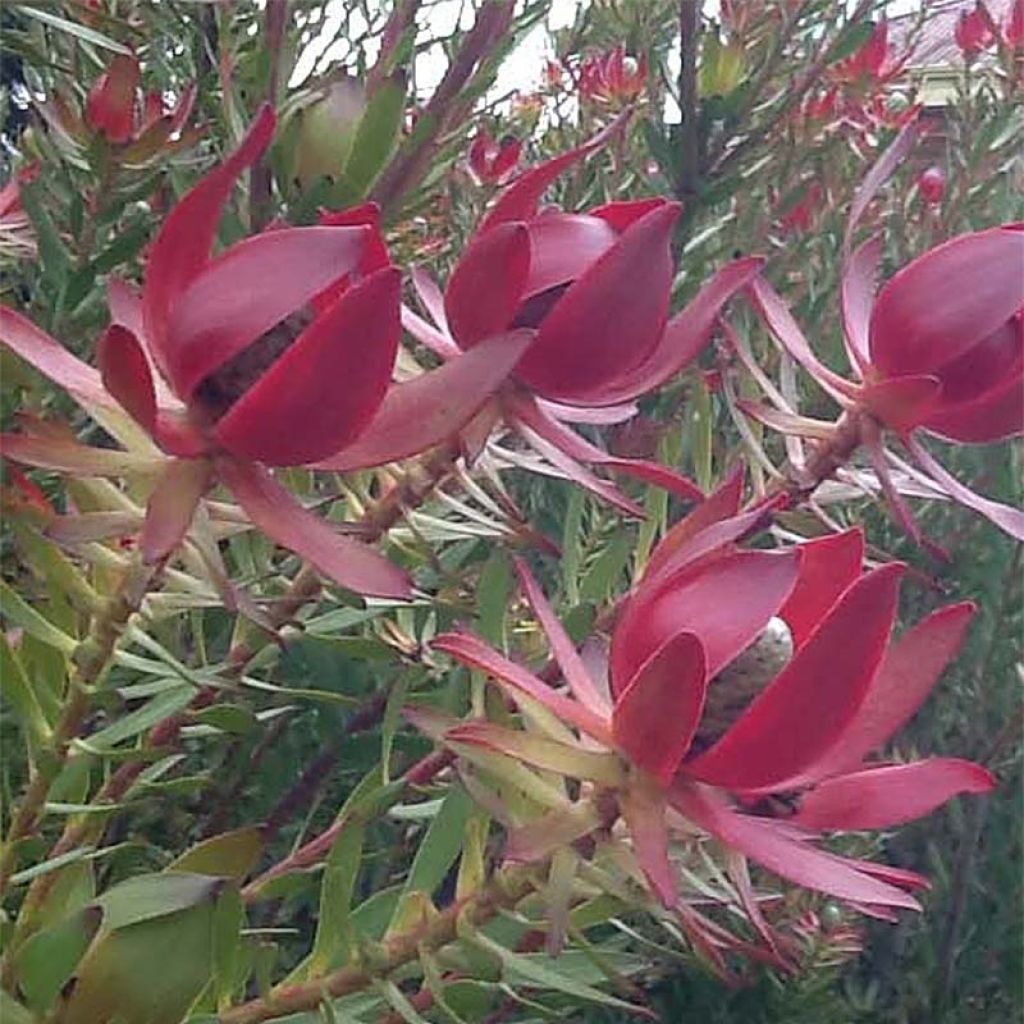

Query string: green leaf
[464,930,651,1016]
[59,891,222,1024]
[14,4,133,53]
[80,686,195,751]
[17,180,70,288]
[308,820,365,973]
[476,550,512,648]
[96,871,225,930]
[381,675,410,784]
[0,991,34,1024]
[561,488,585,604]
[212,887,245,1009]
[15,905,102,1013]
[580,530,632,604]
[396,787,473,911]
[0,580,77,655]
[374,977,429,1023]
[0,630,53,749]
[342,74,407,198]
[167,827,264,881]
[192,703,259,735]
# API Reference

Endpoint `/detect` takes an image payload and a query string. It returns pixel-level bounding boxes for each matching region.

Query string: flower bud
[917,166,945,205]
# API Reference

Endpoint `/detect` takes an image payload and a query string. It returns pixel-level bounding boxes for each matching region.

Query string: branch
[223,864,535,1023]
[677,0,701,201]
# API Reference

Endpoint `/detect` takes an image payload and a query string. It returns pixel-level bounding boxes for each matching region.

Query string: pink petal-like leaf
[520,213,618,297]
[841,236,881,378]
[97,325,156,432]
[643,467,745,584]
[1,305,110,409]
[590,197,670,232]
[861,418,932,552]
[620,779,678,908]
[515,204,680,402]
[144,104,276,375]
[430,630,612,742]
[401,305,459,359]
[537,398,638,425]
[793,759,995,831]
[513,557,608,715]
[869,226,1024,378]
[511,416,645,518]
[612,549,801,698]
[165,226,369,398]
[445,223,530,348]
[214,267,399,466]
[844,118,919,252]
[411,267,453,338]
[217,457,412,598]
[588,258,765,405]
[857,376,942,435]
[778,528,864,649]
[140,457,212,562]
[312,330,533,472]
[687,563,904,794]
[907,434,1024,541]
[671,782,921,910]
[509,394,704,503]
[612,632,706,784]
[922,371,1024,444]
[812,602,975,777]
[477,111,629,234]
[747,277,859,404]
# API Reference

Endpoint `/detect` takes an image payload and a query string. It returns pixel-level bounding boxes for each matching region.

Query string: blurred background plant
[0,1,1020,1022]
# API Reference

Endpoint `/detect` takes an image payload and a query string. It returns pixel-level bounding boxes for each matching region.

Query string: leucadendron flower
[1,106,531,597]
[419,473,992,925]
[401,116,762,514]
[745,120,1023,543]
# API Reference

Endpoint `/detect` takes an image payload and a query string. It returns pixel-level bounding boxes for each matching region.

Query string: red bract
[916,166,945,204]
[578,46,648,105]
[1,106,531,597]
[403,118,762,513]
[466,127,522,186]
[85,53,196,151]
[834,21,904,85]
[954,3,996,56]
[426,483,992,915]
[864,226,1024,444]
[1007,0,1024,48]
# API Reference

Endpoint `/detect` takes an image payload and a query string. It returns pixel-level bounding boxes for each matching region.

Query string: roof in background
[891,0,1013,68]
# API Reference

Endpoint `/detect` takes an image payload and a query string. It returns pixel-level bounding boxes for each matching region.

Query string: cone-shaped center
[192,308,313,422]
[691,616,793,753]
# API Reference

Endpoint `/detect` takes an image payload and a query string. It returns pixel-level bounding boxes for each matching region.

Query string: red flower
[954,3,996,56]
[578,46,648,105]
[775,181,825,235]
[833,21,905,85]
[467,127,522,186]
[745,122,1024,543]
[85,53,196,150]
[402,118,762,514]
[1,107,529,596]
[1006,0,1024,49]
[543,59,565,90]
[861,226,1023,444]
[916,166,946,204]
[424,484,992,914]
